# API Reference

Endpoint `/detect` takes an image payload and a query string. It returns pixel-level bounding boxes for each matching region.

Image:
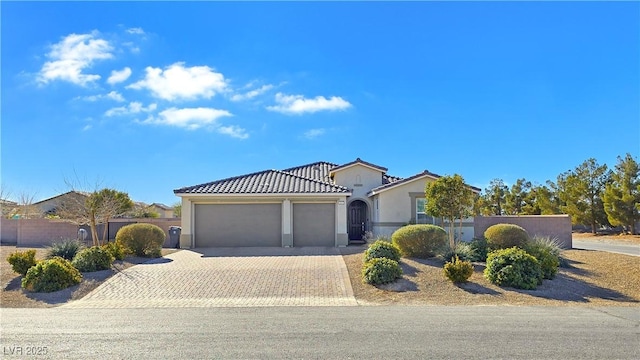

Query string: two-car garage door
[194,203,336,247]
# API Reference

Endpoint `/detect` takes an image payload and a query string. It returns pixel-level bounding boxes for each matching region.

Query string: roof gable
[368,171,481,196]
[329,158,388,175]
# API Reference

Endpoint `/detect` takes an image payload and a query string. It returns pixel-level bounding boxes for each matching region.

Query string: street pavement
[573,239,640,257]
[1,306,638,359]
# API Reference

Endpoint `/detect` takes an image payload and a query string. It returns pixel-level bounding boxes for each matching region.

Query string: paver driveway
[64,247,357,308]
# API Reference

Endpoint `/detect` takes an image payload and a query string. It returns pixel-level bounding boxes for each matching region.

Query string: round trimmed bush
[72,246,114,272]
[484,247,543,290]
[484,224,529,250]
[115,223,165,258]
[391,224,448,258]
[7,249,37,276]
[361,258,403,285]
[443,255,474,283]
[364,239,401,262]
[22,257,82,293]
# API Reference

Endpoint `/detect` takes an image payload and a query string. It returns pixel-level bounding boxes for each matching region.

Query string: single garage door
[194,204,281,247]
[293,203,335,247]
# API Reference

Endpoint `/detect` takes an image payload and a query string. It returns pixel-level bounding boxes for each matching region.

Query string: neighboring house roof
[368,170,482,196]
[174,169,351,195]
[151,203,172,210]
[329,157,388,174]
[33,190,90,205]
[0,199,18,207]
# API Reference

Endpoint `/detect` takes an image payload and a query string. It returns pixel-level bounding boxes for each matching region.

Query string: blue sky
[2,2,638,206]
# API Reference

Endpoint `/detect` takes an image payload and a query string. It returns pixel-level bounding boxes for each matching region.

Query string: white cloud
[38,32,114,86]
[105,101,157,117]
[267,93,352,115]
[231,84,274,102]
[79,91,125,102]
[126,27,145,35]
[303,128,326,139]
[218,125,249,139]
[127,62,228,101]
[107,67,132,85]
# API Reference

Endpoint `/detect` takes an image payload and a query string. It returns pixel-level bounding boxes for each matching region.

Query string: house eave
[175,192,352,198]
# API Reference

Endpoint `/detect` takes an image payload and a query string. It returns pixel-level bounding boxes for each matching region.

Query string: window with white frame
[416,198,427,224]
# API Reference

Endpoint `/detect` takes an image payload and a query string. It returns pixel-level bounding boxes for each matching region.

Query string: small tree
[89,189,134,241]
[479,179,508,215]
[424,174,474,248]
[173,202,182,218]
[603,153,640,234]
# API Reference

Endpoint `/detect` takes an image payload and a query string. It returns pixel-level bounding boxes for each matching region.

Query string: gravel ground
[341,243,640,306]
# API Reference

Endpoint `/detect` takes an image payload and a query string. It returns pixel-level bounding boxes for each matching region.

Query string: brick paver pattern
[64,247,357,308]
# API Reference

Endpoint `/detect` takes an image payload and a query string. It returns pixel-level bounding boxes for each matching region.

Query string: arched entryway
[348,200,368,241]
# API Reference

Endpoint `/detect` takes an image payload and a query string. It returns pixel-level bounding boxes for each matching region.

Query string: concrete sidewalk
[64,248,357,308]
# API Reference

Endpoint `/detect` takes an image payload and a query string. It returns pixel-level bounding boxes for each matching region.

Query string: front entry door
[348,200,367,240]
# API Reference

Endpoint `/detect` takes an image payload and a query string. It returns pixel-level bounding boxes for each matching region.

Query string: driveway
[64,247,357,308]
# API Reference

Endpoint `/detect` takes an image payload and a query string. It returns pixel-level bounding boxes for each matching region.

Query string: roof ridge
[272,169,349,190]
[173,168,276,193]
[281,160,340,172]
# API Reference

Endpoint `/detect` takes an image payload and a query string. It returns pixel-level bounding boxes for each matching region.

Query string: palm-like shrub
[362,258,402,285]
[484,224,529,250]
[523,236,561,280]
[364,239,401,262]
[442,242,477,262]
[47,239,84,261]
[391,224,448,258]
[484,247,543,290]
[22,257,82,292]
[468,237,489,262]
[115,223,165,257]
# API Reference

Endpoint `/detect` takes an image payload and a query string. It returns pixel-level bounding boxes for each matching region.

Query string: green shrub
[484,224,529,250]
[361,258,403,285]
[22,257,82,293]
[484,247,543,290]
[364,239,401,262]
[468,237,489,262]
[47,239,84,261]
[442,242,477,262]
[391,224,448,258]
[523,237,561,280]
[72,246,114,272]
[7,250,37,276]
[115,223,165,257]
[102,241,127,261]
[443,255,474,283]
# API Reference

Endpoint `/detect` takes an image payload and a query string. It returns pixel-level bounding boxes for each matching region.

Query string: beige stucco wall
[333,165,383,200]
[372,176,475,242]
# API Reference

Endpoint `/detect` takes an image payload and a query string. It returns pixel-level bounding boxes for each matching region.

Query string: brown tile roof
[174,169,350,195]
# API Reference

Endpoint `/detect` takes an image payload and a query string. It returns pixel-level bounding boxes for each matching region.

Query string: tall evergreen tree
[557,158,610,234]
[603,153,640,234]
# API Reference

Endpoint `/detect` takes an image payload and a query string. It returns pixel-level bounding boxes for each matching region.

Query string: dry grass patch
[1,245,179,308]
[342,246,640,306]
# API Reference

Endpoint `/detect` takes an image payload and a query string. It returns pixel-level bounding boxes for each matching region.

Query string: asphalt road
[573,240,640,257]
[1,306,638,359]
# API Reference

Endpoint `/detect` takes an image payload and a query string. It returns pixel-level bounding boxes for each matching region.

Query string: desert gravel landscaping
[342,240,640,307]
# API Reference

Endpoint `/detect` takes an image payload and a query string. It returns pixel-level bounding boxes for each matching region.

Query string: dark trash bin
[169,226,181,248]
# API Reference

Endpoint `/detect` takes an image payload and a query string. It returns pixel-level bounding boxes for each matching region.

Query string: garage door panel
[293,203,335,247]
[195,204,281,247]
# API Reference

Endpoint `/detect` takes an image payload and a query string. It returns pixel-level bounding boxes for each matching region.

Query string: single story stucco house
[174,158,480,248]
